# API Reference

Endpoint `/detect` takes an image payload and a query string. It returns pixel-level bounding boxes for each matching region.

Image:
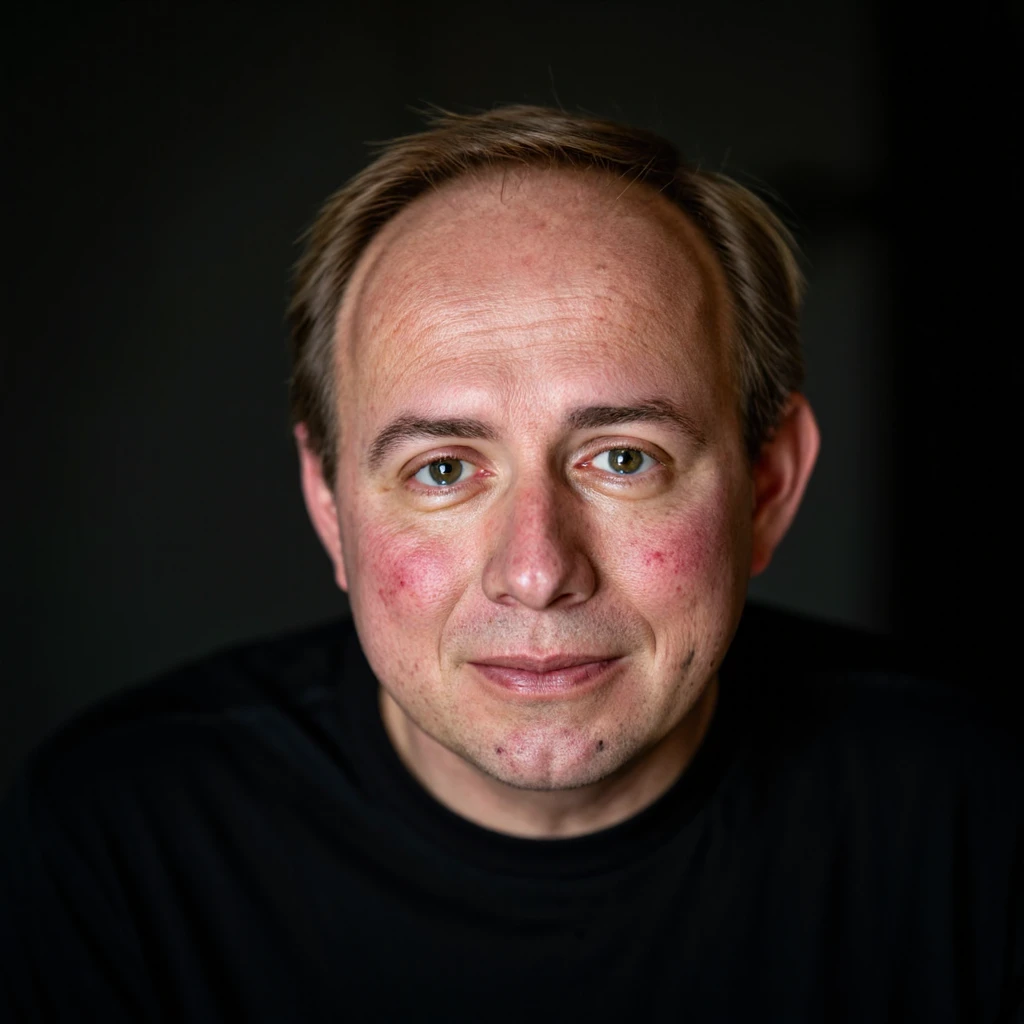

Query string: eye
[412,457,478,487]
[591,447,656,475]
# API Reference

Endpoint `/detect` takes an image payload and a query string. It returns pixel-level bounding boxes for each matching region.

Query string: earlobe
[749,394,820,577]
[294,423,349,592]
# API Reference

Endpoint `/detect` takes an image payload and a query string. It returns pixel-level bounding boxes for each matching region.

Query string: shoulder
[4,616,356,815]
[727,601,918,676]
[726,603,1024,824]
[0,619,353,1020]
[723,607,1023,1021]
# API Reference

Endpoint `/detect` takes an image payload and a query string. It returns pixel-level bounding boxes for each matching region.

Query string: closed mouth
[473,654,617,673]
[468,655,623,696]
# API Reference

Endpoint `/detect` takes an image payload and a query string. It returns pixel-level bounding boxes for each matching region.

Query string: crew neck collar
[338,625,743,880]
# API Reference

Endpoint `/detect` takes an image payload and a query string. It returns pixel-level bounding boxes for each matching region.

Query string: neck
[378,679,719,839]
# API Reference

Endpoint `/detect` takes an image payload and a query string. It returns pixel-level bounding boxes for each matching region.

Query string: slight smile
[468,655,625,698]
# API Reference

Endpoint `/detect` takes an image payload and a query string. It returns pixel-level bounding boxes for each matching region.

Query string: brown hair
[289,105,804,487]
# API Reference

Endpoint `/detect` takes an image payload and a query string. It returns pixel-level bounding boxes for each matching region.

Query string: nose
[482,480,597,610]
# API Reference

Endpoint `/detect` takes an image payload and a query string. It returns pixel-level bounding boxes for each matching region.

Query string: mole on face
[596,739,605,752]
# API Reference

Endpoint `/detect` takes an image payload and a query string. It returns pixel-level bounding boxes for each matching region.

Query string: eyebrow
[566,399,707,448]
[366,398,706,471]
[367,416,498,470]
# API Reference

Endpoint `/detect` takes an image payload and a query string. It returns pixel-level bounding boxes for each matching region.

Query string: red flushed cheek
[636,505,731,595]
[641,541,701,595]
[356,523,459,617]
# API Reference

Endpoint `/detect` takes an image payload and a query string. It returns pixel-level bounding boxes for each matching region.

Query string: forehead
[335,167,734,426]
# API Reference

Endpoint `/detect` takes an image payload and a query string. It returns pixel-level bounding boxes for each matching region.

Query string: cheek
[631,501,737,599]
[641,534,703,579]
[353,521,462,619]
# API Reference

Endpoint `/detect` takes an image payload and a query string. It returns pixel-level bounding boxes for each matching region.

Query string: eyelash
[409,452,481,490]
[584,446,660,477]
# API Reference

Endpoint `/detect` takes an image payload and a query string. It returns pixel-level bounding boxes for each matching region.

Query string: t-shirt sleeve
[0,763,157,1022]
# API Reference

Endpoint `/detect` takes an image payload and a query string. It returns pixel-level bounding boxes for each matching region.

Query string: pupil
[610,448,643,473]
[429,459,462,485]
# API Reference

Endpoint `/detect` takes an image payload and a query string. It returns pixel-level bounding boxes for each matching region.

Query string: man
[3,106,1021,1021]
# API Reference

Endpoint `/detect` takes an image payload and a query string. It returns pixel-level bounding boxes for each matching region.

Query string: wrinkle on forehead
[334,166,735,416]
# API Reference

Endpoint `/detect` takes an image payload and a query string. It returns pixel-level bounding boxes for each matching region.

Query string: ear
[749,393,820,577]
[295,423,348,592]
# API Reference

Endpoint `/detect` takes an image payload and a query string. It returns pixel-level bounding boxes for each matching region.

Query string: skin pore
[298,166,819,838]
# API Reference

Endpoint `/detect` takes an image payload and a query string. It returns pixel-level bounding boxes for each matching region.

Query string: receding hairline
[288,104,806,488]
[332,162,735,392]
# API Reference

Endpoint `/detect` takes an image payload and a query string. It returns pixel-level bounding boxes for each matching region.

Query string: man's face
[329,168,755,792]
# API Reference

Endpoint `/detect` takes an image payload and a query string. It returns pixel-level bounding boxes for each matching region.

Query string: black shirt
[2,605,1022,1022]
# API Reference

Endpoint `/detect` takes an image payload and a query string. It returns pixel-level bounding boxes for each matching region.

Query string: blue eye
[591,448,655,475]
[413,458,477,487]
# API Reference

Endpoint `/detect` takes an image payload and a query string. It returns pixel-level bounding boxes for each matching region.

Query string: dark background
[4,0,1020,789]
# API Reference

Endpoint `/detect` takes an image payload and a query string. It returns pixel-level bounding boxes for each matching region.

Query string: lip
[469,655,623,697]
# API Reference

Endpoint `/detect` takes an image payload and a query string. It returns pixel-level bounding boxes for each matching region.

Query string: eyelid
[589,448,658,475]
[402,449,490,498]
[402,446,483,477]
[576,439,669,470]
[412,456,479,488]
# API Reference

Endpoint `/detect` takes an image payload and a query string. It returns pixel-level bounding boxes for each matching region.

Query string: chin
[466,728,635,792]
